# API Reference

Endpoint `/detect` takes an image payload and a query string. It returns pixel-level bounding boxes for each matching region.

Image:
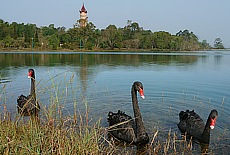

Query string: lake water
[0,51,230,153]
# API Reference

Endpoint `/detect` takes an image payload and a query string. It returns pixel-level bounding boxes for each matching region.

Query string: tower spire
[78,3,88,27]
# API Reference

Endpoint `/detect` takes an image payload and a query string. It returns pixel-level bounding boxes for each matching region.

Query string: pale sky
[1,0,229,47]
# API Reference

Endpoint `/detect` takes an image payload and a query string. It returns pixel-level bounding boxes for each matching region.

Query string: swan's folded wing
[108,111,137,144]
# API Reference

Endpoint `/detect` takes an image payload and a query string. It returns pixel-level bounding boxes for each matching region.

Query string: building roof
[79,3,87,13]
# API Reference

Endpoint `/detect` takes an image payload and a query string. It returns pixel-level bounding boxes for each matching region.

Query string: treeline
[0,19,224,51]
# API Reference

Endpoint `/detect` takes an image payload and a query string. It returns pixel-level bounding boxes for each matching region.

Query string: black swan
[107,81,149,146]
[177,109,218,144]
[17,68,40,117]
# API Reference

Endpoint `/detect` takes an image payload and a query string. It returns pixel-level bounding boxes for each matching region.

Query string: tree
[176,29,198,42]
[152,31,171,49]
[139,30,153,49]
[41,24,57,36]
[0,19,214,51]
[23,24,37,48]
[10,22,18,39]
[34,30,39,43]
[176,29,200,50]
[101,25,122,49]
[3,35,14,48]
[214,38,224,49]
[170,35,183,51]
[48,34,59,50]
[200,40,211,50]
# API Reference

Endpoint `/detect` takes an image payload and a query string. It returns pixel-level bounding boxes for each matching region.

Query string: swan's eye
[211,116,216,119]
[137,86,143,91]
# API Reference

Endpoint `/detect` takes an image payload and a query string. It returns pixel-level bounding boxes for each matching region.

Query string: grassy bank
[1,108,200,155]
[0,47,222,53]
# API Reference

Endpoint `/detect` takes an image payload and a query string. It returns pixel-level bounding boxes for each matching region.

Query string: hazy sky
[1,0,229,47]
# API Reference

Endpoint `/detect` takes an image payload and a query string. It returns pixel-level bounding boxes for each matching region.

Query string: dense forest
[0,19,225,51]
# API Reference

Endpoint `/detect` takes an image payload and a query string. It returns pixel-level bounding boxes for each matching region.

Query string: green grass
[0,114,104,154]
[0,102,206,155]
[0,113,201,155]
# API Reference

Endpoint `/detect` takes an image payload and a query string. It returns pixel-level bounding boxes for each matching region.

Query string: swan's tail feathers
[17,95,29,113]
[107,110,133,126]
[107,110,136,144]
[179,110,188,121]
[17,94,40,116]
[179,110,200,121]
[17,94,27,102]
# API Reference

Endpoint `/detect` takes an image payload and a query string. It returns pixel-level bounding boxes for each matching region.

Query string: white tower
[79,3,88,27]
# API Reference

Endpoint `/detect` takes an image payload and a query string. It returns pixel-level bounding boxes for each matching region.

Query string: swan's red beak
[139,88,145,99]
[210,118,217,129]
[28,71,32,78]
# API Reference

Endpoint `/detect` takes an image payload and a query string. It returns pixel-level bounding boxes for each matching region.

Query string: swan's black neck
[131,84,148,145]
[30,76,36,100]
[201,116,211,144]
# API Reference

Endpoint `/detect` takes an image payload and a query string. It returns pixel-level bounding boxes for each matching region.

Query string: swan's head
[209,109,218,129]
[133,81,145,99]
[28,68,35,79]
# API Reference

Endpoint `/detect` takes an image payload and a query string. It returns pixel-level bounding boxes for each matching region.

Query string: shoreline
[0,48,228,53]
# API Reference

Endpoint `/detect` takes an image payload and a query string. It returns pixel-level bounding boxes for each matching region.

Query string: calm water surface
[0,51,230,153]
